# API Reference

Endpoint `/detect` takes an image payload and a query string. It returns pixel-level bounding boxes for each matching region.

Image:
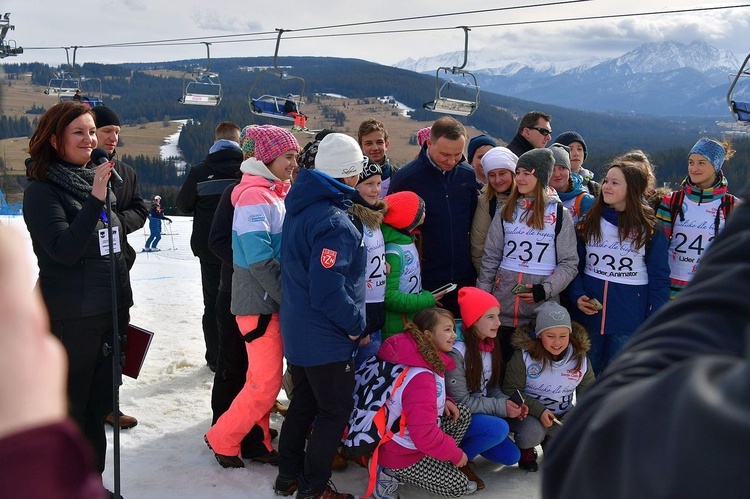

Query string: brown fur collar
[512,321,591,354]
[349,199,387,230]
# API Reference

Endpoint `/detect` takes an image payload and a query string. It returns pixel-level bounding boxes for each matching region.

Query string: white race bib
[499,203,558,276]
[386,241,422,294]
[583,219,647,285]
[668,198,723,282]
[364,226,386,303]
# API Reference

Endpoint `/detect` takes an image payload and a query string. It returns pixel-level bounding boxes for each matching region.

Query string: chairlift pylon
[727,52,750,124]
[248,29,307,127]
[423,26,480,117]
[0,13,23,58]
[180,42,222,106]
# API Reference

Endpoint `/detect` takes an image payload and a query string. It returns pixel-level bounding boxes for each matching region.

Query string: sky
[6,214,543,498]
[3,0,750,68]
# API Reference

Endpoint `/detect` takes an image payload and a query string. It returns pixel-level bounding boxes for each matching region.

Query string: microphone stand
[104,182,123,498]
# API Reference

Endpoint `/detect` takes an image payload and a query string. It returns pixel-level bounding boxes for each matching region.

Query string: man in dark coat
[91,105,148,430]
[176,121,243,371]
[506,110,552,157]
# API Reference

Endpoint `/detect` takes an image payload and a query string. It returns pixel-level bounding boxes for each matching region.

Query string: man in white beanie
[275,133,368,499]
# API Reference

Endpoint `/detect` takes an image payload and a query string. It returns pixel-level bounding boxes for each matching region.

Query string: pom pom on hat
[517,148,555,188]
[417,127,432,147]
[553,131,587,160]
[358,160,382,185]
[532,301,571,338]
[383,191,425,234]
[458,287,500,328]
[468,135,498,164]
[90,106,121,128]
[481,147,518,179]
[689,138,726,172]
[314,133,368,179]
[549,143,571,170]
[253,126,300,165]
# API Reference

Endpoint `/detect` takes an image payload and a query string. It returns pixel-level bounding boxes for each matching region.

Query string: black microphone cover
[91,147,124,187]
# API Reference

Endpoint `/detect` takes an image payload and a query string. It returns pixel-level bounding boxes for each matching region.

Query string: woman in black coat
[23,101,133,475]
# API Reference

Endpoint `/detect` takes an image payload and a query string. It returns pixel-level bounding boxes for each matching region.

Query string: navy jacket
[280,169,366,367]
[175,148,242,263]
[388,144,477,283]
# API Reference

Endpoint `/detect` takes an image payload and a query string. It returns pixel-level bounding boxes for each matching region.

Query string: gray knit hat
[533,301,571,337]
[549,143,571,170]
[517,148,555,188]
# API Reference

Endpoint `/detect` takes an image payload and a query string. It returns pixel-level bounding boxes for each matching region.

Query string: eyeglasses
[527,126,551,137]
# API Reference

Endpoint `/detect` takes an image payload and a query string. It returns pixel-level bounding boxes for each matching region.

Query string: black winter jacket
[506,133,534,157]
[23,176,133,321]
[176,148,242,263]
[543,182,750,498]
[110,155,148,270]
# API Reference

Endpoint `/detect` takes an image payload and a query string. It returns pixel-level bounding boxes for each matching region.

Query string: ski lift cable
[21,0,591,50]
[21,3,750,51]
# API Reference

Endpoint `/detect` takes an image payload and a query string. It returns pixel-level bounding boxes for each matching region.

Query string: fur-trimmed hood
[349,198,387,230]
[511,321,591,354]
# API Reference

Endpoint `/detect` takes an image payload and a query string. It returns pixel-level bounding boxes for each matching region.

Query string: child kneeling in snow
[502,301,595,472]
[375,308,478,498]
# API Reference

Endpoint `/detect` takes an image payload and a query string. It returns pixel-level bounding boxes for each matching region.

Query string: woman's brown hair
[403,307,455,374]
[27,101,94,180]
[580,161,655,250]
[462,323,503,393]
[500,179,548,230]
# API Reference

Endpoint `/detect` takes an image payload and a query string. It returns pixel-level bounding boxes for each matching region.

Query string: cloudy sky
[3,0,750,67]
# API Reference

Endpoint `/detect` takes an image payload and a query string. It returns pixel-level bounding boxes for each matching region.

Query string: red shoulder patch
[320,248,337,269]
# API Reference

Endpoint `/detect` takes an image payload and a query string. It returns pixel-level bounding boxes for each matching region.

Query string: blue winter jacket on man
[388,144,478,283]
[280,168,366,367]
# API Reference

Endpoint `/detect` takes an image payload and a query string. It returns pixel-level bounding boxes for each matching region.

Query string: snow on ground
[4,215,541,499]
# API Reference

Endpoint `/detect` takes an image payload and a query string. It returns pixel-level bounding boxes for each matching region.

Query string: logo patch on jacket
[321,248,337,268]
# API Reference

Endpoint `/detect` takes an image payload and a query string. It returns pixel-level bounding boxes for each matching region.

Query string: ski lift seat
[731,101,750,122]
[182,93,221,106]
[424,97,477,117]
[250,96,297,121]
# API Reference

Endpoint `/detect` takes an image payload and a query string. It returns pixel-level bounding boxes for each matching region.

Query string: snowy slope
[5,215,541,499]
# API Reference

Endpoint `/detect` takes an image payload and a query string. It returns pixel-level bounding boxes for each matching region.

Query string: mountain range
[395,40,749,118]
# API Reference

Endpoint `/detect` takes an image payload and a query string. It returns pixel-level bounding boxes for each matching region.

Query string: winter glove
[237,314,272,343]
[532,284,547,303]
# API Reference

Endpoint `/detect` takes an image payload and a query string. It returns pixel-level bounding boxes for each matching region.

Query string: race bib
[583,219,647,285]
[668,198,723,281]
[499,203,558,276]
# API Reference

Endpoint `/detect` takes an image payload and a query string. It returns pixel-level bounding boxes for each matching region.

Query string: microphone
[91,147,124,187]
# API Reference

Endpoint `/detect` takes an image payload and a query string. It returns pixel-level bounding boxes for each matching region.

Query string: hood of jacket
[240,157,283,182]
[557,172,588,202]
[203,147,244,177]
[511,321,591,354]
[285,168,357,216]
[231,165,290,205]
[381,222,415,245]
[349,197,387,230]
[379,332,456,372]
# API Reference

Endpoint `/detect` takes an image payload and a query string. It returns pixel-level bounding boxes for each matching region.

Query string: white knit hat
[481,146,518,179]
[314,133,367,179]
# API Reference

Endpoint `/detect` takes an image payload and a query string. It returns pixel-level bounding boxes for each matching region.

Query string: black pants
[278,360,355,494]
[211,289,266,457]
[498,325,516,366]
[199,261,221,368]
[51,309,128,473]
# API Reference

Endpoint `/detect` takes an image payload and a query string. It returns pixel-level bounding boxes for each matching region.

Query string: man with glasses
[507,111,552,157]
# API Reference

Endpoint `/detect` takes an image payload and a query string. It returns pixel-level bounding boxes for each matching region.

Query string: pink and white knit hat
[253,126,300,164]
[417,127,432,147]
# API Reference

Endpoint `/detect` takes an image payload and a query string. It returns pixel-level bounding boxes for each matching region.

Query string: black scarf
[45,161,96,203]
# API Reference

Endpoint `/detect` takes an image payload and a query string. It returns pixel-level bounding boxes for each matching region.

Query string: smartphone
[431,283,457,294]
[509,389,525,406]
[511,283,530,295]
[589,298,603,310]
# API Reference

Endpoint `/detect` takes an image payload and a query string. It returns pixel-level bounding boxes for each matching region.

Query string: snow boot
[518,447,539,472]
[274,473,298,496]
[459,461,485,490]
[204,434,244,468]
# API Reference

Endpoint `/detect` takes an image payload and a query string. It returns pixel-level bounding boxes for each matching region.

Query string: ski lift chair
[45,73,80,98]
[727,53,750,123]
[181,74,223,106]
[422,26,480,117]
[423,71,480,117]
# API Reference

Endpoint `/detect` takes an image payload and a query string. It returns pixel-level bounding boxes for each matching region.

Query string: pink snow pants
[205,313,282,456]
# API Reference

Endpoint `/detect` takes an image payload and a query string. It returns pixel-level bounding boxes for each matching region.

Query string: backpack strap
[668,190,685,235]
[365,367,411,499]
[574,193,584,218]
[554,202,563,262]
[489,196,498,220]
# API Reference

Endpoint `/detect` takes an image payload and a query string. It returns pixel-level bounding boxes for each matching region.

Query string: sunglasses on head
[528,126,551,137]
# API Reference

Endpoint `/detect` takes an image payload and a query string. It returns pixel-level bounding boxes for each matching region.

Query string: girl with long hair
[477,148,579,363]
[568,161,670,375]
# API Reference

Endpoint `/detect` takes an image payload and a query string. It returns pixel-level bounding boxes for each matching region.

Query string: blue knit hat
[468,135,497,164]
[553,131,587,160]
[689,138,726,172]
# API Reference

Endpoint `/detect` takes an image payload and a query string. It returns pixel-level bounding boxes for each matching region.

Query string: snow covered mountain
[395,41,747,117]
